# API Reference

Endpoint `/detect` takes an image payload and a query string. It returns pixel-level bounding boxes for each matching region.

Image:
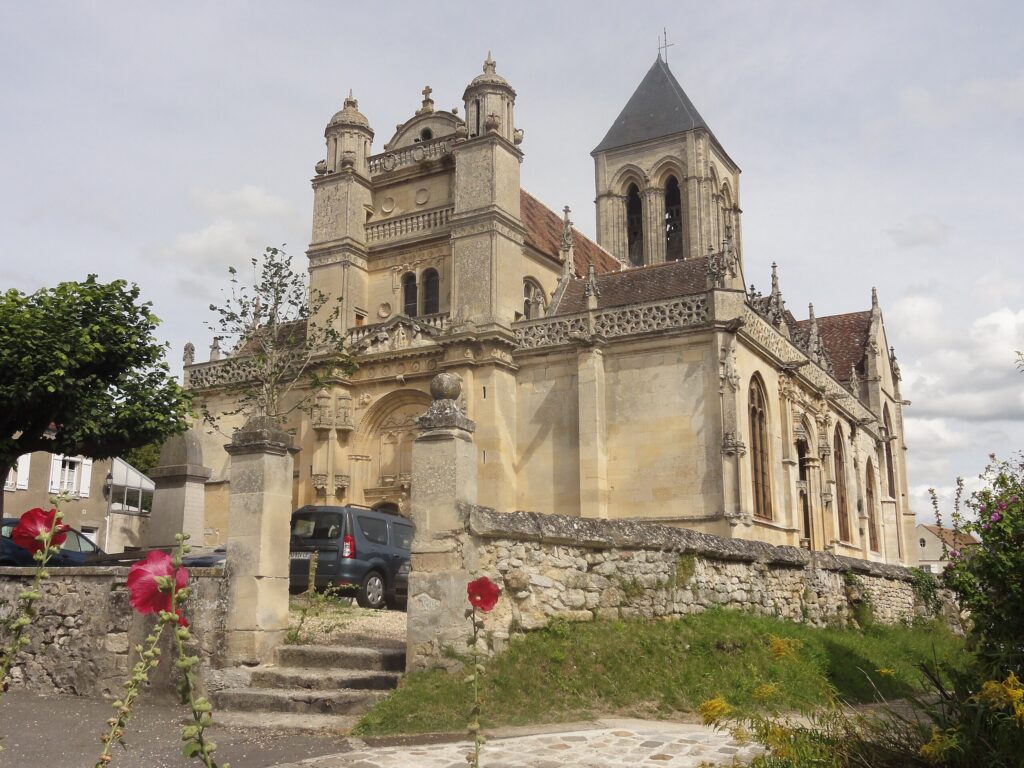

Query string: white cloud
[898,72,1024,125]
[191,185,296,220]
[884,215,951,249]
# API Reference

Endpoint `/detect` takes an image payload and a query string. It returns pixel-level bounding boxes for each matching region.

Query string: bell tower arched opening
[664,175,684,261]
[626,183,644,266]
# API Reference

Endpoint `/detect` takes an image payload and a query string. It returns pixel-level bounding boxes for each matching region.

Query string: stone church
[183,54,916,566]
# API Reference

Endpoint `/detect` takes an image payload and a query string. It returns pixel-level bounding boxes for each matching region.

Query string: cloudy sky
[2,2,1021,520]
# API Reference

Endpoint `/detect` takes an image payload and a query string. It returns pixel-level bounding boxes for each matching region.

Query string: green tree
[202,246,355,431]
[0,276,190,514]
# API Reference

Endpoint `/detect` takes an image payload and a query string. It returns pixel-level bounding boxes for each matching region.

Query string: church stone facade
[184,55,916,566]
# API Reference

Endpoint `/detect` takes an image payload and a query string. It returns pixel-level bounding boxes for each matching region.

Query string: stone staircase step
[213,686,388,715]
[276,644,405,672]
[212,710,360,734]
[250,666,401,691]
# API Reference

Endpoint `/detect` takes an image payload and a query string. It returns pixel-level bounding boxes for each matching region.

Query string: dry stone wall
[0,566,227,696]
[409,505,959,667]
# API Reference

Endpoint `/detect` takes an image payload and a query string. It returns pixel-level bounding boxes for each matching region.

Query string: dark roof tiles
[552,257,708,315]
[593,58,713,154]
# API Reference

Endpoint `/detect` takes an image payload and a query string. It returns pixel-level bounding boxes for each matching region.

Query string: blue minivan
[289,505,413,609]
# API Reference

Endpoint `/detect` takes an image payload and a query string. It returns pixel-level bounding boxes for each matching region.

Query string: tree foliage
[937,454,1024,675]
[202,246,355,430]
[0,276,190,498]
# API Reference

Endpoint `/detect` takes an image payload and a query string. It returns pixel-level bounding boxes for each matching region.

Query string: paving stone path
[272,719,764,768]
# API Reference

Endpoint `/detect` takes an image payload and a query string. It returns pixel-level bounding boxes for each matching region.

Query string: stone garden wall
[408,504,960,669]
[0,566,227,696]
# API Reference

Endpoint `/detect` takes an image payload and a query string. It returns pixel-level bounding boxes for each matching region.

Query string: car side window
[391,522,414,550]
[60,532,83,552]
[357,515,388,545]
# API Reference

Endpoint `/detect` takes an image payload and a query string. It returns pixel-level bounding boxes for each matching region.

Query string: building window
[419,127,433,142]
[664,175,684,261]
[3,468,14,491]
[401,272,417,317]
[749,376,772,520]
[626,183,644,267]
[883,406,896,498]
[59,458,80,493]
[834,425,851,542]
[422,269,440,315]
[866,460,879,552]
[919,538,926,548]
[522,278,546,320]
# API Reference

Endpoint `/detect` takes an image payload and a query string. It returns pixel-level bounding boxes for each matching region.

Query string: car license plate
[291,552,312,560]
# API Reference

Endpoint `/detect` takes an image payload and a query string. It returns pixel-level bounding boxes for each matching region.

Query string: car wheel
[356,571,386,609]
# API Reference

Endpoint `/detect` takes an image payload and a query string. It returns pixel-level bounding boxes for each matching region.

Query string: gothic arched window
[402,272,417,317]
[626,183,644,267]
[749,375,772,520]
[422,269,440,315]
[664,175,684,261]
[883,406,896,498]
[866,460,880,552]
[834,425,851,542]
[522,278,546,320]
[796,422,812,541]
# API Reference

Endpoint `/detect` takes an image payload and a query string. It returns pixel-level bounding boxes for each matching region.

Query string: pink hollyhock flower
[467,576,501,613]
[11,508,70,554]
[991,512,1002,522]
[949,549,960,559]
[127,550,189,624]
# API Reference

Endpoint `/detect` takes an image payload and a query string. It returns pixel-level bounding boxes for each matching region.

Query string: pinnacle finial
[770,262,780,295]
[483,51,496,74]
[871,286,879,309]
[344,89,357,108]
[808,302,816,321]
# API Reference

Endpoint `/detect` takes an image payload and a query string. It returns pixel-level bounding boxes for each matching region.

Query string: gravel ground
[286,595,407,647]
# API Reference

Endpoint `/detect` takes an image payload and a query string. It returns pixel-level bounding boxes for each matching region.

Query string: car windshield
[291,512,343,539]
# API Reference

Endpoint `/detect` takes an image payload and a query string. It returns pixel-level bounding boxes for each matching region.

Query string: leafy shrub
[937,454,1024,674]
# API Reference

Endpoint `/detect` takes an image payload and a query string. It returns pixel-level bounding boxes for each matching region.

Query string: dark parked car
[180,546,227,567]
[289,505,413,609]
[0,517,105,566]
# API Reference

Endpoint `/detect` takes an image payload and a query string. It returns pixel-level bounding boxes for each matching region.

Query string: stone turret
[307,90,374,334]
[462,52,522,145]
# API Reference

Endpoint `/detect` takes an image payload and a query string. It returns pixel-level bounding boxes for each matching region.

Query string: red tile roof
[921,525,981,550]
[792,310,873,381]
[551,257,709,315]
[520,190,621,277]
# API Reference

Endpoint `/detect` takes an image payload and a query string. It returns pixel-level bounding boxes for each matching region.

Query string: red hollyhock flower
[467,576,500,613]
[127,550,189,622]
[11,508,70,554]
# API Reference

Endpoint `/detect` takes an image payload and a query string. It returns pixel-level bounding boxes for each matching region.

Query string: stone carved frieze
[514,295,708,350]
[721,431,747,457]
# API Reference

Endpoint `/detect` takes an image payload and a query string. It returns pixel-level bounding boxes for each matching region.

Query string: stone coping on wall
[0,565,225,577]
[465,504,920,582]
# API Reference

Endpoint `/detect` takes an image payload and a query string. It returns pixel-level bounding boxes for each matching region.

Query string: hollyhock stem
[170,533,225,768]
[469,606,483,768]
[94,619,169,767]
[0,505,66,697]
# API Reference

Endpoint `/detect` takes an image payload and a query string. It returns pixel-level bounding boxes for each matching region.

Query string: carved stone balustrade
[365,206,453,244]
[367,138,450,175]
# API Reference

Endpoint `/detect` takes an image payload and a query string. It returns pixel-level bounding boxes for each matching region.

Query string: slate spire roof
[593,57,713,154]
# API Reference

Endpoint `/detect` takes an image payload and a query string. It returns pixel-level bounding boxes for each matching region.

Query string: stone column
[406,373,477,671]
[577,347,609,519]
[146,430,211,548]
[223,417,295,665]
[643,186,666,264]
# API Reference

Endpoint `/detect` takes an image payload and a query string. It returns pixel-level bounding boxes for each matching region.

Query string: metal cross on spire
[658,28,674,62]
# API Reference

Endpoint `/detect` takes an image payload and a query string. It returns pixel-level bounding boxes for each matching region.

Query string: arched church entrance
[349,389,431,518]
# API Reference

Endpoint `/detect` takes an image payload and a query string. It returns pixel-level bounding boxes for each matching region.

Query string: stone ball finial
[430,372,461,401]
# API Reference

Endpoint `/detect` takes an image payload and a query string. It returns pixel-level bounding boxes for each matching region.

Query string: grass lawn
[353,609,964,737]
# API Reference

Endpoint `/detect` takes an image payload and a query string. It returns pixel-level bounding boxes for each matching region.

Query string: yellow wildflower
[698,696,733,725]
[753,682,780,704]
[768,635,800,660]
[875,668,895,678]
[919,726,959,765]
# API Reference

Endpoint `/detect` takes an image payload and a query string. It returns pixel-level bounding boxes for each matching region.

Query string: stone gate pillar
[146,429,211,548]
[223,417,295,664]
[406,373,477,671]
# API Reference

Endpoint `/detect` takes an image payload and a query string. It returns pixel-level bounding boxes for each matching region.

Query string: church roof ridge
[592,57,714,154]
